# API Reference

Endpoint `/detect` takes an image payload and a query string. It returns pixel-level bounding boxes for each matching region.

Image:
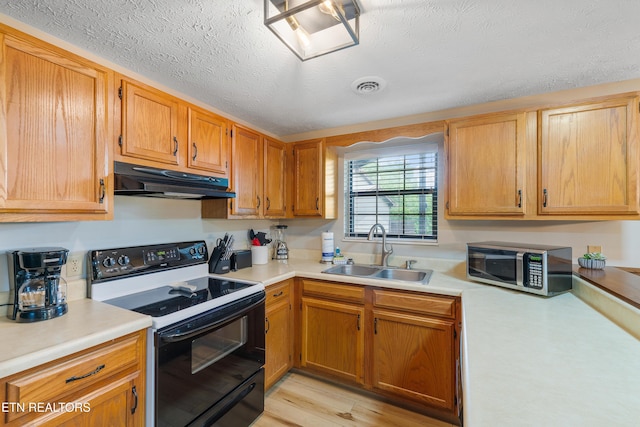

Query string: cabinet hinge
[118,135,123,147]
[446,201,449,210]
[118,86,123,100]
[299,353,302,362]
[446,127,449,137]
[230,129,234,138]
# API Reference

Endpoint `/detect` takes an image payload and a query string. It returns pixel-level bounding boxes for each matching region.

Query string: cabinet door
[447,113,527,216]
[187,107,228,177]
[0,32,110,216]
[51,377,141,427]
[120,80,180,165]
[300,297,364,384]
[230,125,262,216]
[265,281,292,390]
[292,139,323,216]
[263,137,287,217]
[539,96,639,215]
[372,309,456,411]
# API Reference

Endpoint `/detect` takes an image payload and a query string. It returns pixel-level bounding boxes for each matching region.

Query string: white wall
[0,196,277,293]
[282,142,640,268]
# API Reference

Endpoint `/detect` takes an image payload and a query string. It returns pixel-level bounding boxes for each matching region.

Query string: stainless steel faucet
[367,223,393,267]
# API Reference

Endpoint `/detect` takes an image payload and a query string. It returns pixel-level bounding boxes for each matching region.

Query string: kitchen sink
[321,264,432,285]
[372,268,433,284]
[322,264,382,276]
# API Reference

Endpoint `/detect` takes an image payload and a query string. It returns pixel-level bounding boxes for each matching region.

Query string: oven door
[155,292,265,427]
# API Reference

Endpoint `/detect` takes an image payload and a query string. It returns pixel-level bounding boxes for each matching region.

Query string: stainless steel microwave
[467,242,573,296]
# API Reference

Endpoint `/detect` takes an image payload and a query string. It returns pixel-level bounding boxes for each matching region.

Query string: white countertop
[218,258,640,427]
[2,257,639,426]
[0,298,151,378]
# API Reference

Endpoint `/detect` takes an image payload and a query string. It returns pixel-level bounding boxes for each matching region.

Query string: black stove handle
[159,293,265,343]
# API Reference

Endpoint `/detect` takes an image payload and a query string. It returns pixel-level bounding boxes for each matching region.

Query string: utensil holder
[251,246,269,265]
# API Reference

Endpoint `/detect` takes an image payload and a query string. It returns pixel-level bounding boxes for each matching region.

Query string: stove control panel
[89,240,209,283]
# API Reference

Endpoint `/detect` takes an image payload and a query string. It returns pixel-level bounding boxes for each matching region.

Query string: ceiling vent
[351,76,386,95]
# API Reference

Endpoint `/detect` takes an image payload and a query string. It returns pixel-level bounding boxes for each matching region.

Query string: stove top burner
[104,277,253,317]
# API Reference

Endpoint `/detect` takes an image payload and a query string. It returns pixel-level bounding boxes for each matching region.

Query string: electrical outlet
[66,254,84,278]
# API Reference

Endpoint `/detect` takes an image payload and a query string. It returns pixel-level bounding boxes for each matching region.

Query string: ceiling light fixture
[265,0,361,61]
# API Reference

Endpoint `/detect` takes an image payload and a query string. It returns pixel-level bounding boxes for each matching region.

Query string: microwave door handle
[516,252,524,287]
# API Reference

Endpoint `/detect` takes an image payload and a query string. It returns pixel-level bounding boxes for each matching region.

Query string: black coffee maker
[7,247,69,322]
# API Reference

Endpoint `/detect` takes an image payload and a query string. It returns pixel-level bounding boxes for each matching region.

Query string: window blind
[344,145,438,241]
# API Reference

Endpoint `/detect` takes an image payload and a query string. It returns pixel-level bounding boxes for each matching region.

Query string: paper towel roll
[321,231,334,262]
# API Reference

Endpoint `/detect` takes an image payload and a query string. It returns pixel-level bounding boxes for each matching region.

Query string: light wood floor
[251,372,456,427]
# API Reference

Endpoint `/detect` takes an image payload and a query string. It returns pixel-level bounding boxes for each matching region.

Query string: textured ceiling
[2,0,640,138]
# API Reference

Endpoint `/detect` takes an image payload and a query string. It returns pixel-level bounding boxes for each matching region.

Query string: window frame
[344,146,438,242]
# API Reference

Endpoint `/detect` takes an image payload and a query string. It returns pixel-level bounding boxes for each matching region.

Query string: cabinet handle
[374,317,377,335]
[517,189,522,208]
[267,197,271,210]
[257,196,261,208]
[173,136,178,156]
[98,178,105,204]
[273,290,283,298]
[543,188,548,207]
[357,314,361,331]
[131,385,138,414]
[265,316,270,334]
[65,364,105,383]
[192,142,198,161]
[316,197,319,210]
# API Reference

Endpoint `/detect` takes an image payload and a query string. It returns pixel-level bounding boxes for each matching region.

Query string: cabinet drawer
[266,280,291,306]
[372,289,456,319]
[302,279,365,303]
[5,334,140,422]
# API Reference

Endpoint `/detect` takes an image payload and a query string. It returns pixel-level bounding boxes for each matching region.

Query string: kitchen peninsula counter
[216,258,640,426]
[0,298,151,378]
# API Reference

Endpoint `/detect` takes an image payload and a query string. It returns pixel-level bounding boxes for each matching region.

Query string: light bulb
[319,0,343,21]
[286,16,311,49]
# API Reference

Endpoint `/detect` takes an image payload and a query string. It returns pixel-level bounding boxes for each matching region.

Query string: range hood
[114,161,235,200]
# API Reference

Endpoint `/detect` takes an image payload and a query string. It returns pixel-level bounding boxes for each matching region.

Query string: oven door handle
[159,294,265,343]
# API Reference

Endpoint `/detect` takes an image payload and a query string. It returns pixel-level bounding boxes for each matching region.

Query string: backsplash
[0,196,277,296]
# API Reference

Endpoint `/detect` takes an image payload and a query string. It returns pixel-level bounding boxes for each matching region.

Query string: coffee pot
[7,247,69,322]
[271,225,289,260]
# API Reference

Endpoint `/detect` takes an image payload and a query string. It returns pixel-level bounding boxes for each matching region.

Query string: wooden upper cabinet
[202,129,288,219]
[446,113,527,216]
[230,124,262,217]
[263,137,287,217]
[290,138,337,218]
[539,95,640,215]
[187,106,228,177]
[120,79,180,165]
[0,28,112,220]
[292,139,323,216]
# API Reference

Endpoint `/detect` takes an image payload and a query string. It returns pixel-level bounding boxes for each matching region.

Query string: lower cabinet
[300,297,365,384]
[0,330,146,427]
[371,289,458,412]
[295,279,460,421]
[265,279,293,390]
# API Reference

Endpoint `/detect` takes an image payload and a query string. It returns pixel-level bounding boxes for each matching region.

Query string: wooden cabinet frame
[293,278,461,423]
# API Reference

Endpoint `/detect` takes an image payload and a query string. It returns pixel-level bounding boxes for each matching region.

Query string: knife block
[208,247,231,274]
